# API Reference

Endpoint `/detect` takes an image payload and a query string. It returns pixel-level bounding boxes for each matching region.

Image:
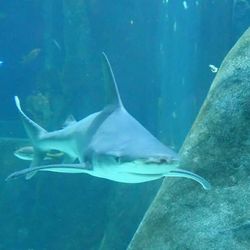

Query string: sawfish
[6,53,210,190]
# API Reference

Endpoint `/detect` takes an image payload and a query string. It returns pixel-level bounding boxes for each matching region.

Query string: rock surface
[128,28,250,250]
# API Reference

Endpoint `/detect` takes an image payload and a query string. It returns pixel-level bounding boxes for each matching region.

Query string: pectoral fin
[6,163,89,181]
[167,169,211,190]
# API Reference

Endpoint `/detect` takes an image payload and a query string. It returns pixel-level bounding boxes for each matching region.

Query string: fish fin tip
[168,168,211,190]
[101,52,123,108]
[14,96,21,109]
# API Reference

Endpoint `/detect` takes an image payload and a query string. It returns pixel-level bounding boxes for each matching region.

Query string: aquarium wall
[0,0,249,249]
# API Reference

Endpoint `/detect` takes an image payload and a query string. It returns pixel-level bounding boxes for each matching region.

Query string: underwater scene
[0,0,250,249]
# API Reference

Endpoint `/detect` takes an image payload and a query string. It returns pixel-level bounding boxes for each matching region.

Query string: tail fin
[14,96,47,143]
[15,96,49,179]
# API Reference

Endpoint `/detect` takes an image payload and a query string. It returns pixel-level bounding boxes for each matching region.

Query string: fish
[0,61,3,66]
[183,1,188,9]
[52,39,62,51]
[21,48,41,64]
[209,64,218,73]
[6,53,210,190]
[14,146,39,161]
[14,146,64,161]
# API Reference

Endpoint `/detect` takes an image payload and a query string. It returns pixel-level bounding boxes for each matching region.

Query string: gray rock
[128,27,250,250]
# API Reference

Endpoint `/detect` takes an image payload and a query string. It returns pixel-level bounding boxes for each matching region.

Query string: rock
[128,27,250,250]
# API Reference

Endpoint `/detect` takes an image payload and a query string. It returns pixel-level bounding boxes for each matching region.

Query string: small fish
[0,61,3,66]
[21,48,41,64]
[172,111,177,119]
[173,21,177,32]
[52,39,62,51]
[14,146,64,161]
[209,64,218,73]
[183,1,188,9]
[14,146,35,161]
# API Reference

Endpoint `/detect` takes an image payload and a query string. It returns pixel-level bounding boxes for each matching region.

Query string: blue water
[0,1,249,249]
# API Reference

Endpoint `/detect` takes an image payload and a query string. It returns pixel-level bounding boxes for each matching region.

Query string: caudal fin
[14,96,47,143]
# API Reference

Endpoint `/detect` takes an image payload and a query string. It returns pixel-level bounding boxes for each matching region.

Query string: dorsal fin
[102,52,123,108]
[62,114,77,128]
[14,96,47,143]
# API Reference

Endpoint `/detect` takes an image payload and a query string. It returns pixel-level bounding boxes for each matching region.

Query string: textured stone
[128,28,250,250]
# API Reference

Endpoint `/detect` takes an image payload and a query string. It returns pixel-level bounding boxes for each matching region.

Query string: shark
[6,53,210,190]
